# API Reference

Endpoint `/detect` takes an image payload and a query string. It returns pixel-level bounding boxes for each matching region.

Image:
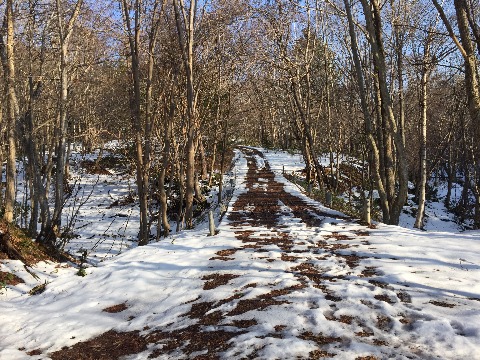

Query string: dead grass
[359,266,380,278]
[0,270,24,285]
[202,273,239,290]
[300,331,342,345]
[102,303,128,313]
[216,248,239,257]
[429,300,456,308]
[0,220,55,265]
[50,330,147,360]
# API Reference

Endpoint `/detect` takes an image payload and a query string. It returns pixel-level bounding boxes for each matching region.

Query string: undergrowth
[0,220,55,264]
[283,173,365,219]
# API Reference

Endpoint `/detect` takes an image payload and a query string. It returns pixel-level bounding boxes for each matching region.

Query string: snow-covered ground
[262,147,467,232]
[4,146,238,266]
[0,147,479,359]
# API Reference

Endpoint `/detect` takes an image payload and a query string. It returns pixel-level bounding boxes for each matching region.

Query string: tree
[121,0,148,244]
[432,0,480,227]
[172,0,198,229]
[342,0,409,225]
[51,0,84,238]
[0,0,19,223]
[414,28,435,229]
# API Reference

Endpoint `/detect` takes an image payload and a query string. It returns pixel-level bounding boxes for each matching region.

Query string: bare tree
[172,0,198,229]
[432,0,480,227]
[120,0,149,244]
[414,28,435,229]
[0,0,19,223]
[51,0,84,234]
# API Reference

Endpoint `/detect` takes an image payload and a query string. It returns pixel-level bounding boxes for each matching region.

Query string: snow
[0,147,479,359]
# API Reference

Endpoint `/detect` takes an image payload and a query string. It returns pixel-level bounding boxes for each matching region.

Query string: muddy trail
[50,147,421,360]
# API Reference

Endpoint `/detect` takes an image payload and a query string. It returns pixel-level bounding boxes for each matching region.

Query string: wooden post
[363,198,371,225]
[208,210,215,236]
[218,178,222,204]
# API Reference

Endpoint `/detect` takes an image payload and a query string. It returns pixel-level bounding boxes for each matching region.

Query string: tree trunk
[397,36,406,150]
[445,149,454,209]
[208,66,222,187]
[414,64,429,228]
[25,79,40,237]
[52,0,83,231]
[185,133,196,229]
[1,0,18,223]
[473,161,480,229]
[173,0,197,229]
[198,141,208,180]
[361,0,408,225]
[0,144,3,210]
[291,81,326,191]
[454,0,480,143]
[176,159,185,232]
[194,173,205,203]
[159,134,171,238]
[208,139,218,187]
[372,76,392,222]
[218,119,228,205]
[415,33,433,229]
[158,86,174,238]
[121,0,149,245]
[344,0,389,222]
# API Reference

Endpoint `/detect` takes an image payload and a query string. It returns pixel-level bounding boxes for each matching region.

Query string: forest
[0,0,480,249]
[1,1,480,358]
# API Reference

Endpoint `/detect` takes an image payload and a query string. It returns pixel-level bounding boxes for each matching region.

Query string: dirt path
[50,147,419,360]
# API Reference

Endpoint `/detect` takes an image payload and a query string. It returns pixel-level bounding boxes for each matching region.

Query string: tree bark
[360,0,409,225]
[158,100,172,238]
[1,0,18,223]
[52,0,83,230]
[344,0,389,221]
[121,0,150,245]
[444,149,454,209]
[414,36,432,229]
[173,0,198,229]
[454,0,480,142]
